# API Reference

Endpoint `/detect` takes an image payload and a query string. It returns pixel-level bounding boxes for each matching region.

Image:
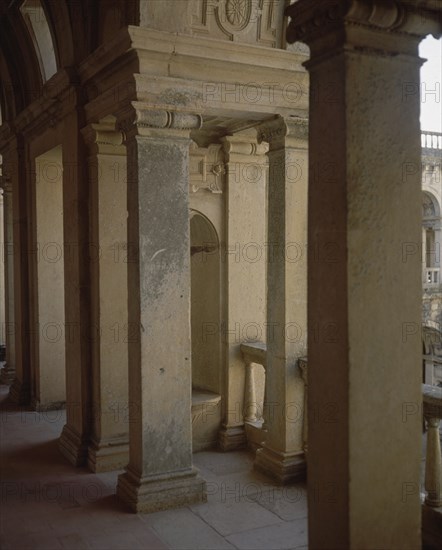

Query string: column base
[254,445,306,484]
[87,437,129,472]
[218,425,246,451]
[117,466,207,513]
[9,378,31,405]
[0,363,15,385]
[59,424,89,466]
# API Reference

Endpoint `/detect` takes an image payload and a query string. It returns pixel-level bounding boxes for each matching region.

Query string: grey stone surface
[225,518,308,549]
[142,508,235,549]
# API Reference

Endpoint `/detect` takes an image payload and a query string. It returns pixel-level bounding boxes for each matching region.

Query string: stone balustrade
[422,384,442,508]
[422,132,442,151]
[240,343,308,454]
[240,342,267,426]
[425,268,440,286]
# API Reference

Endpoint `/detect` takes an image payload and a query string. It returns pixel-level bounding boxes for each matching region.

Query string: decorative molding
[286,0,441,45]
[82,123,125,152]
[117,104,202,137]
[190,142,226,194]
[258,116,309,149]
[222,138,269,157]
[190,0,282,48]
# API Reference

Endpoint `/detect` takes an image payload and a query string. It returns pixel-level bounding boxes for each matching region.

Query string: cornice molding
[286,0,442,45]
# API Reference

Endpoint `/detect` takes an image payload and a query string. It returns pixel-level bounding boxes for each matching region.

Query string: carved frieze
[190,0,285,48]
[190,142,226,194]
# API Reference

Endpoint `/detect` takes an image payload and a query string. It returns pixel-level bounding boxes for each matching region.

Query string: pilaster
[81,120,129,472]
[58,108,92,466]
[218,133,269,451]
[253,116,308,484]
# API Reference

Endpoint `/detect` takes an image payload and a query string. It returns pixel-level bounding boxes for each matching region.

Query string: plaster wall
[34,146,66,407]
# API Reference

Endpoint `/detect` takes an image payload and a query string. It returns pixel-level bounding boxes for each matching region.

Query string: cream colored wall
[34,145,66,407]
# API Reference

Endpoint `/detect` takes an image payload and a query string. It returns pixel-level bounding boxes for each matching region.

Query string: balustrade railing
[422,132,442,150]
[424,268,440,286]
[422,384,442,508]
[241,342,267,425]
[241,343,308,451]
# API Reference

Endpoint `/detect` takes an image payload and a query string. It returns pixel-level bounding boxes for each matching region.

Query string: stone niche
[140,0,287,48]
[189,143,225,451]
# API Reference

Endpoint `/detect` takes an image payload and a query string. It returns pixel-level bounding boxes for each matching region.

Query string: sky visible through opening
[420,36,442,133]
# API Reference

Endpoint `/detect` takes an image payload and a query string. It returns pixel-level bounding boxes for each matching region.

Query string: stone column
[81,120,129,472]
[218,134,269,451]
[59,110,92,465]
[0,178,16,385]
[254,116,308,483]
[115,105,206,512]
[286,1,442,548]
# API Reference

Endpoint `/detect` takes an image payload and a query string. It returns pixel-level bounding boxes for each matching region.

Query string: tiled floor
[0,384,308,550]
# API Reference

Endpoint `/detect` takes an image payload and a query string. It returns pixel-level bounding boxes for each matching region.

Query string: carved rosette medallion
[225,0,252,29]
[216,0,252,38]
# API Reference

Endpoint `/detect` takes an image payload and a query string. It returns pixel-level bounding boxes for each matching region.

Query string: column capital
[286,0,442,52]
[258,116,309,151]
[221,134,269,162]
[81,122,125,156]
[116,102,202,140]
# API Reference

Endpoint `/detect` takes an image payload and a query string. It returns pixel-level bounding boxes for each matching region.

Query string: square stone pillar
[286,1,442,548]
[115,105,206,513]
[254,116,308,483]
[82,121,129,472]
[0,178,16,385]
[218,134,269,451]
[2,136,31,404]
[59,111,92,466]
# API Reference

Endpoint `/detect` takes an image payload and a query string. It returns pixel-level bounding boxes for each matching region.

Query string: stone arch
[422,190,440,219]
[0,8,43,113]
[42,0,75,68]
